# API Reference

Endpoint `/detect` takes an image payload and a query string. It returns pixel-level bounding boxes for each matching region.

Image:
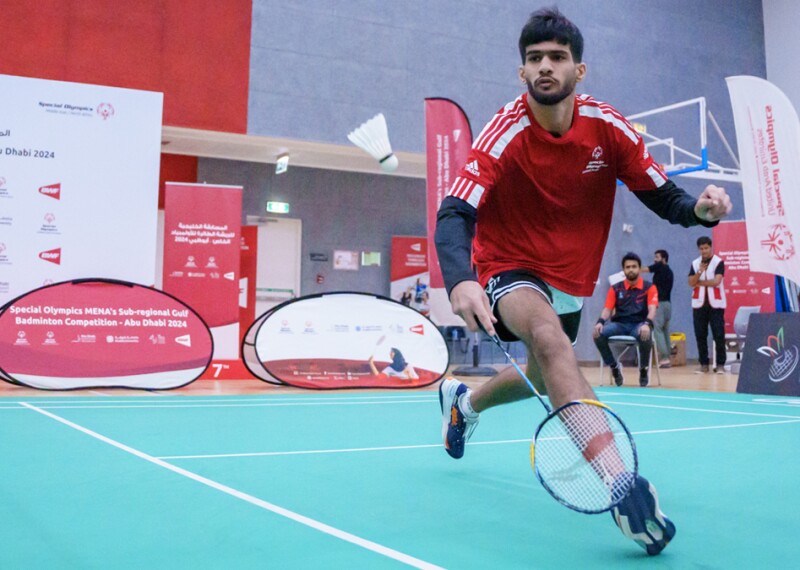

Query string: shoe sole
[613,478,676,555]
[640,480,676,555]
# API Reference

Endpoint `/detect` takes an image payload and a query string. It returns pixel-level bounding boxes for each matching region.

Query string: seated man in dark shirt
[593,252,658,387]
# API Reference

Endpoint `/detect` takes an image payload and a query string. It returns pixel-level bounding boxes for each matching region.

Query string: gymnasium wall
[239,0,768,361]
[195,160,426,297]
[0,0,251,133]
[2,0,769,361]
[763,0,800,112]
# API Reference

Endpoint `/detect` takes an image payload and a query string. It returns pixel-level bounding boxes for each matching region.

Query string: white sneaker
[438,377,478,459]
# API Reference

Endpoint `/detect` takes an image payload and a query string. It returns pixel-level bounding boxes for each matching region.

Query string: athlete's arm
[434,196,496,334]
[632,181,732,227]
[435,196,477,293]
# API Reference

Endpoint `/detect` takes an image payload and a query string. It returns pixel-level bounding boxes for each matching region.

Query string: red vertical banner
[239,225,258,344]
[163,182,242,362]
[390,236,429,315]
[713,220,776,334]
[425,98,472,326]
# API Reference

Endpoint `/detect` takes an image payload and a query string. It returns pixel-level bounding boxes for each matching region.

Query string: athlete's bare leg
[470,287,594,413]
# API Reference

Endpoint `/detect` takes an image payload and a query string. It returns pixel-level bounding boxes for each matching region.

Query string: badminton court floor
[1,387,799,568]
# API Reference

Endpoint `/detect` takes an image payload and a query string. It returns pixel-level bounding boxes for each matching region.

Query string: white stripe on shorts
[489,281,584,316]
[489,281,551,309]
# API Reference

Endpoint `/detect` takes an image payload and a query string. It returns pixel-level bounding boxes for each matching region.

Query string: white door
[252,217,302,315]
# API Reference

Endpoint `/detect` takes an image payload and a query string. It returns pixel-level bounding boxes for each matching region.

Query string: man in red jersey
[435,7,731,555]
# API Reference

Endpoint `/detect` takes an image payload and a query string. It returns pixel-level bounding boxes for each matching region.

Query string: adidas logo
[465,160,480,177]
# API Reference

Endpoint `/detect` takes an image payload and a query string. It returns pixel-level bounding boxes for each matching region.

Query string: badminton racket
[370,335,386,359]
[480,325,638,514]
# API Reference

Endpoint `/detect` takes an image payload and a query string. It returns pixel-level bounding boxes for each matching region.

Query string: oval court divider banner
[242,307,283,385]
[0,279,213,390]
[242,292,450,389]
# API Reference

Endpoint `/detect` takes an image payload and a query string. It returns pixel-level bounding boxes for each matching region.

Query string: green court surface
[2,388,799,568]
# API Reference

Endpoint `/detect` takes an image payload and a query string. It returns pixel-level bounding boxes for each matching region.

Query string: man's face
[654,253,664,265]
[519,41,585,106]
[698,243,713,261]
[623,260,640,281]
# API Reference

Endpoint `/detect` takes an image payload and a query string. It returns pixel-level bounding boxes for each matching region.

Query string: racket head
[530,399,638,514]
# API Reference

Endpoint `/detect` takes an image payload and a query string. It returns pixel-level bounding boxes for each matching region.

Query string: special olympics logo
[761,224,795,261]
[757,327,800,383]
[592,146,603,160]
[97,103,115,120]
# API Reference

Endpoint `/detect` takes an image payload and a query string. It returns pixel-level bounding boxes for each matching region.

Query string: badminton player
[368,348,419,379]
[435,7,731,555]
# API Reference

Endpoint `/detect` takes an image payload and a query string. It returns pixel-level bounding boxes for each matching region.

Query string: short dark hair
[697,236,712,248]
[518,7,584,63]
[655,249,669,262]
[621,252,641,267]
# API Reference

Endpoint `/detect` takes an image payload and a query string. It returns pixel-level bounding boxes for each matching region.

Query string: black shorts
[485,269,582,345]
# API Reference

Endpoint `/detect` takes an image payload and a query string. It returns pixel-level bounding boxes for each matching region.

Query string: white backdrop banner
[0,75,163,306]
[727,75,800,284]
[243,292,449,389]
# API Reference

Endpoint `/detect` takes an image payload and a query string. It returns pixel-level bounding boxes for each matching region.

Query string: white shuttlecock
[347,113,399,173]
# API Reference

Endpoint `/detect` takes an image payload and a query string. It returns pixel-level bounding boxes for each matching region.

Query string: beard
[526,75,576,106]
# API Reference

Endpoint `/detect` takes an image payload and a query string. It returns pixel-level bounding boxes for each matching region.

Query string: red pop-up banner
[163,183,242,361]
[713,220,776,334]
[390,236,429,315]
[424,98,472,326]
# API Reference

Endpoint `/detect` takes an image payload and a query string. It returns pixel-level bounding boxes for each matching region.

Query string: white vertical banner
[726,75,800,284]
[0,75,163,306]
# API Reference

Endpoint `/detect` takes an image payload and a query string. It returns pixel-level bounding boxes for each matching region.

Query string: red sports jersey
[447,93,667,297]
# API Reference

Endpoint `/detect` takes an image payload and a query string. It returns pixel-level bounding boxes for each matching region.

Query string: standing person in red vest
[688,236,727,373]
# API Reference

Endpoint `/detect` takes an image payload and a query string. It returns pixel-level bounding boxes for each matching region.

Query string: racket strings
[534,403,636,512]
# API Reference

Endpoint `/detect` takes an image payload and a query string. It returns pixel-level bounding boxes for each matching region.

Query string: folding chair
[599,335,661,386]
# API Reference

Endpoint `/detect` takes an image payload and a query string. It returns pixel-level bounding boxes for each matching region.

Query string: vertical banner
[390,236,429,315]
[424,98,472,326]
[726,76,800,284]
[163,183,241,364]
[0,75,162,306]
[713,220,776,334]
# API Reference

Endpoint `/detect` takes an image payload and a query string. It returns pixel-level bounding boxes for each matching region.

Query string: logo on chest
[582,146,608,174]
[465,160,480,177]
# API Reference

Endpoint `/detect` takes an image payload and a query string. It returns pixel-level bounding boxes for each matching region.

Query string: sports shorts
[484,269,583,345]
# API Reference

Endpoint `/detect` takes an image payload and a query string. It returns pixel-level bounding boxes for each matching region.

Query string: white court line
[0,400,437,410]
[602,400,800,420]
[0,394,438,406]
[158,418,800,460]
[7,395,800,416]
[19,402,444,570]
[596,390,800,408]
